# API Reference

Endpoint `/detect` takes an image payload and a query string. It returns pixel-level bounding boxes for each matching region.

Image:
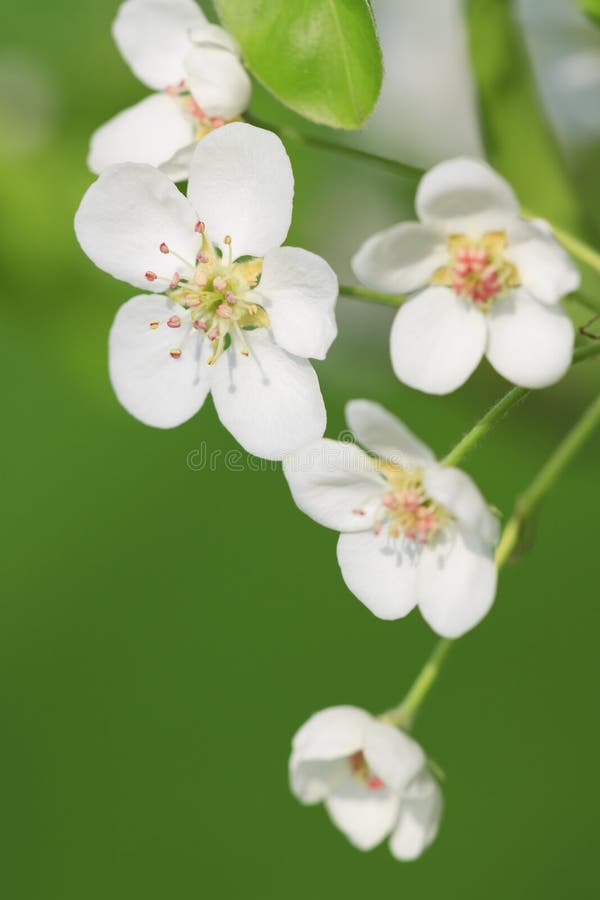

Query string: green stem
[246,113,424,180]
[441,341,600,468]
[339,283,406,309]
[383,638,453,729]
[386,387,600,730]
[495,389,600,567]
[441,386,529,468]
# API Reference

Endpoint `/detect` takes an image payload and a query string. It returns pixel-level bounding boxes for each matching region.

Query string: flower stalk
[385,386,600,731]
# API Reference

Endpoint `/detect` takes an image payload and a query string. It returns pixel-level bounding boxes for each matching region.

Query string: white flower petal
[423,464,499,548]
[74,163,200,292]
[209,329,325,460]
[416,157,520,233]
[345,399,435,465]
[486,288,574,388]
[291,706,372,762]
[390,287,487,395]
[87,93,194,174]
[283,439,384,532]
[336,531,420,620]
[159,141,197,183]
[326,778,400,851]
[112,0,205,89]
[254,247,338,360]
[390,771,443,861]
[188,23,241,56]
[184,46,252,119]
[187,123,294,258]
[363,721,425,793]
[289,755,349,805]
[417,526,497,638]
[109,294,210,428]
[351,222,447,293]
[506,218,580,305]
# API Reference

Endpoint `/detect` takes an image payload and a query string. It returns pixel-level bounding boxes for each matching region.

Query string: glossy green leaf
[214,0,383,129]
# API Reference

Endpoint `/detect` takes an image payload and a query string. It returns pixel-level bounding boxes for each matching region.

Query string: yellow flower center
[431,230,520,311]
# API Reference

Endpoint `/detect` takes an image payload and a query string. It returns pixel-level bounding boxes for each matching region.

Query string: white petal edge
[390,287,487,395]
[283,439,383,532]
[291,706,372,762]
[74,163,200,292]
[390,772,443,861]
[289,755,349,805]
[417,526,497,638]
[87,93,194,174]
[184,46,252,119]
[187,123,294,259]
[351,221,447,294]
[255,246,338,360]
[326,778,400,851]
[423,464,499,548]
[209,329,325,460]
[363,721,426,793]
[109,294,210,428]
[416,157,520,233]
[112,0,205,90]
[506,218,580,305]
[345,399,435,465]
[336,531,420,620]
[486,288,574,388]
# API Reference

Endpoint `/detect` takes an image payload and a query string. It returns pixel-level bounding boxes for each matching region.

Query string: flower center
[348,750,384,790]
[145,222,268,365]
[431,230,520,310]
[354,463,450,545]
[165,80,239,139]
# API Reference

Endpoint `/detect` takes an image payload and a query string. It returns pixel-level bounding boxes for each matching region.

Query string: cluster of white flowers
[77,0,581,864]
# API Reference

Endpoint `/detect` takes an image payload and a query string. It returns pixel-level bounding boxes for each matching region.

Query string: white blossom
[352,157,579,393]
[88,0,251,180]
[284,400,499,637]
[75,123,338,460]
[290,705,442,860]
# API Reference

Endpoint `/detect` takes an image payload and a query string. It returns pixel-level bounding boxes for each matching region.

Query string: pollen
[431,231,520,310]
[372,462,450,545]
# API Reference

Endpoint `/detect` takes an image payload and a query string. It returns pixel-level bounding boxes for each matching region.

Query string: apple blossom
[352,157,579,393]
[88,0,252,181]
[290,705,442,860]
[75,123,338,460]
[283,399,499,637]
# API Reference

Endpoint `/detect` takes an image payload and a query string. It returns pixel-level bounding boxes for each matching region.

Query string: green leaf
[213,0,383,129]
[575,0,600,25]
[465,0,584,232]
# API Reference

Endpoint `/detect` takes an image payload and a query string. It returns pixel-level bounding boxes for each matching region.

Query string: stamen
[213,275,227,292]
[145,271,157,282]
[169,348,182,359]
[149,320,160,329]
[195,221,205,234]
[169,272,181,290]
[216,303,233,319]
[167,315,181,328]
[159,242,169,254]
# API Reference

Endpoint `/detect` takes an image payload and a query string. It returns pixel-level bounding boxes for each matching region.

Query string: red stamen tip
[195,221,205,234]
[145,270,157,282]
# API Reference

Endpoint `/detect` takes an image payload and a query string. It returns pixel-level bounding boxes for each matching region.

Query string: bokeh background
[1,0,600,897]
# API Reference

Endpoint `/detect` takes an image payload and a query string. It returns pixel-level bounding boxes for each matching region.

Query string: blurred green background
[1,0,600,897]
